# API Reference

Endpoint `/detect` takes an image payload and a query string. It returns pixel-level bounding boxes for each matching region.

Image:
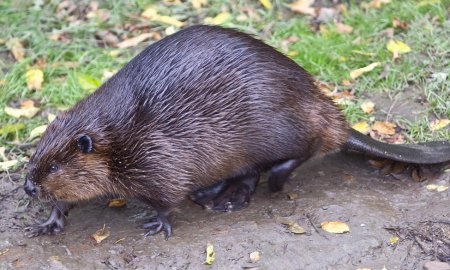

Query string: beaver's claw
[143,214,172,240]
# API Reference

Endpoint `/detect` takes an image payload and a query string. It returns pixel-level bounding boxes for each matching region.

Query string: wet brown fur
[27,25,348,211]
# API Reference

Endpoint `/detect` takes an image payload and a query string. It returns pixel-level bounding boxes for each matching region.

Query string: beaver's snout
[24,178,38,198]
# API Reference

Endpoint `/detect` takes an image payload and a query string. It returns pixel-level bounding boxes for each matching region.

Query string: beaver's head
[24,112,112,203]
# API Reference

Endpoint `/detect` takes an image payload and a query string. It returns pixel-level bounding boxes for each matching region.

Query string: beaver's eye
[49,164,59,173]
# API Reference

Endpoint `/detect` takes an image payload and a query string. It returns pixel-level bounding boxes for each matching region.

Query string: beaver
[23,25,450,239]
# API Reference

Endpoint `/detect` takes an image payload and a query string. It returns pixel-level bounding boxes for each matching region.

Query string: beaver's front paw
[24,221,64,237]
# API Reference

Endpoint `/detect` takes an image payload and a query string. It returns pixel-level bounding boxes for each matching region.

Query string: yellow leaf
[249,251,261,263]
[390,236,399,245]
[6,38,25,61]
[191,0,207,9]
[321,221,350,234]
[288,0,315,16]
[387,40,411,60]
[29,125,48,140]
[47,113,56,123]
[360,101,375,114]
[367,0,391,8]
[108,199,127,208]
[350,62,381,79]
[204,12,231,25]
[352,121,370,134]
[5,100,40,119]
[0,160,18,172]
[430,119,449,131]
[205,243,215,265]
[288,222,306,234]
[259,0,272,10]
[117,33,156,49]
[91,225,110,244]
[371,121,396,135]
[141,7,184,27]
[426,184,448,192]
[26,68,44,91]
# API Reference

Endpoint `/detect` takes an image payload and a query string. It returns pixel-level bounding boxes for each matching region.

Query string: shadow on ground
[1,152,449,270]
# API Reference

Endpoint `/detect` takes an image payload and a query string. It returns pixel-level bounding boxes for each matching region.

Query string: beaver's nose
[24,179,37,198]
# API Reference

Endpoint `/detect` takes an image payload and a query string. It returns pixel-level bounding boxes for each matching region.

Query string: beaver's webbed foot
[143,213,172,240]
[24,202,71,237]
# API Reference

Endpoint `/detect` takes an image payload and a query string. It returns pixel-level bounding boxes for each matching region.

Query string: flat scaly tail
[344,128,450,164]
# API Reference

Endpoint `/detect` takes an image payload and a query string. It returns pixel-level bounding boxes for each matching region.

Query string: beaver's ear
[77,135,93,153]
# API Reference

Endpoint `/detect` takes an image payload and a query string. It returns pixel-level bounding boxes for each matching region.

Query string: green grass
[0,0,449,156]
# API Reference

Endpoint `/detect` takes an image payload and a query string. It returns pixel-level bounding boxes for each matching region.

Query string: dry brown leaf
[350,62,381,79]
[288,0,315,16]
[108,198,127,208]
[371,121,396,135]
[116,33,156,49]
[6,38,25,61]
[26,68,44,91]
[393,18,408,30]
[360,101,375,114]
[92,225,110,244]
[430,119,450,131]
[249,251,261,263]
[352,121,370,134]
[5,100,40,119]
[321,221,350,234]
[287,192,299,200]
[335,22,353,34]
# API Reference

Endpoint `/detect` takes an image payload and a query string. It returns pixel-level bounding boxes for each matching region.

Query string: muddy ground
[1,151,449,270]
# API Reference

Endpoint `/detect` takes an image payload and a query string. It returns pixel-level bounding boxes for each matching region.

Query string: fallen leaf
[86,9,110,21]
[288,222,305,234]
[335,22,353,34]
[287,192,299,200]
[26,68,44,91]
[205,243,215,265]
[249,251,261,263]
[141,7,184,27]
[165,26,176,35]
[29,125,47,140]
[352,121,370,134]
[191,0,207,9]
[350,62,381,79]
[321,221,350,234]
[48,113,56,123]
[76,73,101,91]
[0,123,26,135]
[6,38,25,61]
[430,119,449,131]
[417,0,441,7]
[116,33,155,49]
[0,248,9,256]
[204,12,231,25]
[371,121,396,135]
[390,236,399,245]
[0,160,18,172]
[259,0,272,10]
[108,199,127,208]
[5,100,40,119]
[392,18,408,30]
[367,0,391,9]
[92,225,110,244]
[360,101,375,114]
[426,184,448,192]
[96,31,119,47]
[387,40,411,60]
[102,70,116,81]
[288,0,315,16]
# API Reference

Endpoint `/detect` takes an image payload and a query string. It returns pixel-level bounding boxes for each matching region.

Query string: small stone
[423,261,450,270]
